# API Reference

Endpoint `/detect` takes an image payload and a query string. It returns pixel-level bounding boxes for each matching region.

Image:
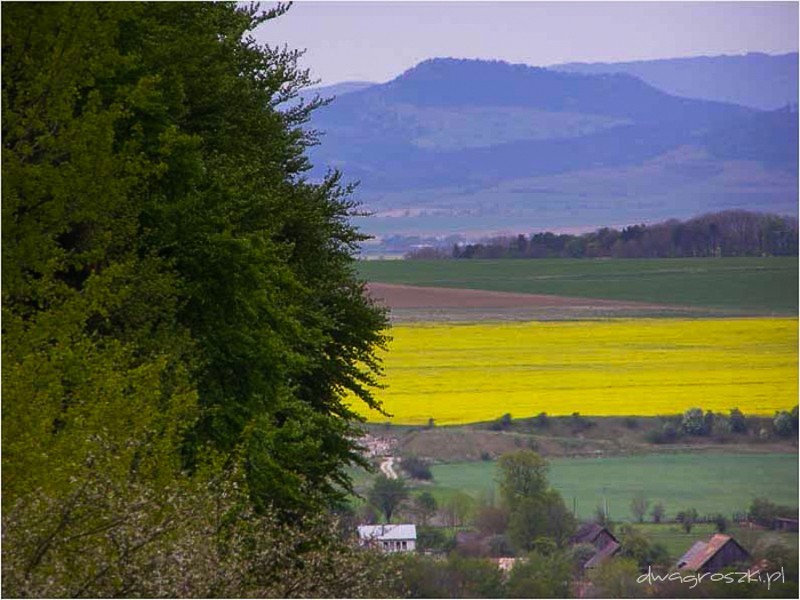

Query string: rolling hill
[301,57,798,249]
[552,52,798,111]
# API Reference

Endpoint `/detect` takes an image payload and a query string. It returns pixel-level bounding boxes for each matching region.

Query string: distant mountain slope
[302,57,797,243]
[552,52,798,110]
[310,58,756,182]
[299,80,376,104]
[321,58,753,126]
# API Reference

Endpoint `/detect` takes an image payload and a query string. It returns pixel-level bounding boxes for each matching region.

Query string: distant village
[353,434,798,597]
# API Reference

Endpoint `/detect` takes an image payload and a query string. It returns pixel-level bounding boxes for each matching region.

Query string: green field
[428,453,799,520]
[358,257,798,314]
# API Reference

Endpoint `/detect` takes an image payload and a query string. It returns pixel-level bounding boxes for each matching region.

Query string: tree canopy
[497,450,575,552]
[3,3,389,595]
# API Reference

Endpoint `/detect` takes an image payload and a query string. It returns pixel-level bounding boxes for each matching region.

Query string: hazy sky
[253,1,799,85]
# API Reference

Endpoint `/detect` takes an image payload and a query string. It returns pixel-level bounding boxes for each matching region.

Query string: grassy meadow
[353,317,797,424]
[427,453,799,521]
[358,257,798,314]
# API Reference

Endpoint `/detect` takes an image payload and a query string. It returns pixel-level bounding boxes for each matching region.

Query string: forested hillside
[2,3,394,596]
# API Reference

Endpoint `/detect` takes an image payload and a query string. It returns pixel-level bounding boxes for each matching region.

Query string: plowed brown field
[365,282,708,321]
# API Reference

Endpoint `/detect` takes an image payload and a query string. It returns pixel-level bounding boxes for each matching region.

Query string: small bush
[728,408,747,433]
[774,411,794,437]
[416,526,453,553]
[489,413,513,431]
[570,412,595,433]
[401,456,433,480]
[623,417,639,429]
[681,408,713,436]
[713,513,729,533]
[645,423,679,444]
[651,503,665,523]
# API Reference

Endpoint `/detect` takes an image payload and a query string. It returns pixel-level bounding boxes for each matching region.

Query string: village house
[570,523,621,569]
[357,434,397,458]
[676,534,750,573]
[357,524,417,553]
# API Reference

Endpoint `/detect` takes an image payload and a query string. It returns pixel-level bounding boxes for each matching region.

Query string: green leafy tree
[774,410,795,437]
[444,490,475,529]
[589,557,641,598]
[748,497,796,527]
[497,449,549,510]
[3,2,390,595]
[618,525,670,570]
[391,553,505,598]
[498,450,575,551]
[445,555,506,598]
[676,507,699,533]
[415,491,438,525]
[475,504,510,536]
[651,502,666,523]
[401,456,433,480]
[3,2,200,560]
[506,549,573,598]
[681,408,711,436]
[630,493,650,523]
[728,408,748,433]
[712,513,729,533]
[369,475,408,523]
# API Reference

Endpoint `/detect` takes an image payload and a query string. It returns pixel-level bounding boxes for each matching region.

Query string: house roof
[584,540,621,568]
[571,523,618,546]
[676,534,747,571]
[677,541,709,569]
[357,524,417,541]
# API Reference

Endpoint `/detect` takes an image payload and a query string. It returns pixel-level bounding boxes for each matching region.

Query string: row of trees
[407,210,798,259]
[646,406,799,444]
[3,3,393,596]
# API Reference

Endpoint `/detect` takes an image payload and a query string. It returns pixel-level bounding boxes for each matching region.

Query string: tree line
[407,210,798,259]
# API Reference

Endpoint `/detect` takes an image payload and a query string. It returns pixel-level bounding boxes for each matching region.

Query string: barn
[773,517,799,532]
[570,523,621,569]
[676,534,750,573]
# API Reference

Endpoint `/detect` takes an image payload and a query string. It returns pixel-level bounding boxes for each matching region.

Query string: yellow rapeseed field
[353,318,798,424]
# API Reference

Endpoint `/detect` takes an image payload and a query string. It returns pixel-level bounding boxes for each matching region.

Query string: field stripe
[351,318,798,424]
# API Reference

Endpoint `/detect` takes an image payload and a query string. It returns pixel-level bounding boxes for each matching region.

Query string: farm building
[773,517,798,532]
[357,524,417,553]
[570,523,621,569]
[676,534,750,573]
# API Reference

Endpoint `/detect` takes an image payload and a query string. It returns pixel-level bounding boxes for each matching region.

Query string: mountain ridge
[551,51,798,110]
[299,55,797,246]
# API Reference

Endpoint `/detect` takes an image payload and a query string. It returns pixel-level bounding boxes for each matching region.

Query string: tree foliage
[2,465,397,598]
[368,475,408,523]
[414,491,438,525]
[3,2,389,595]
[630,493,650,523]
[676,507,699,533]
[506,549,573,598]
[497,450,575,552]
